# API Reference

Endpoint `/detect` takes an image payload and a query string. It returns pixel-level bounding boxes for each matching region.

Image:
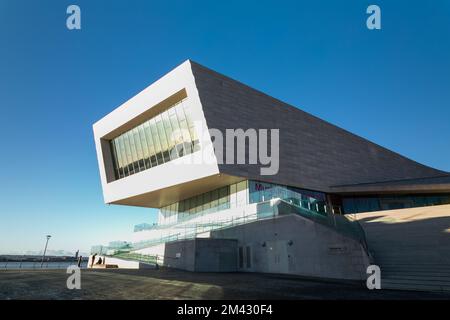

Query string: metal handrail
[109,199,370,265]
[130,199,331,250]
[1,260,87,270]
[117,197,367,257]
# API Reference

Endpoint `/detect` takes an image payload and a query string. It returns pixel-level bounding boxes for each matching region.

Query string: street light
[40,235,51,268]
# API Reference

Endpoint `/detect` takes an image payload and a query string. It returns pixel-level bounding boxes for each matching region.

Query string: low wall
[163,238,238,272]
[87,255,154,269]
[211,214,370,280]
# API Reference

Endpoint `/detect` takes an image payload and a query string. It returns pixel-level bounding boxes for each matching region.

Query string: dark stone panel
[190,61,447,192]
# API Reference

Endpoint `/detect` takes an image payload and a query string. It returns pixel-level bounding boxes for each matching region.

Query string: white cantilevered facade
[93,61,229,209]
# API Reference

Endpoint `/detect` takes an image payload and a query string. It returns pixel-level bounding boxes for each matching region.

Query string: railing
[129,198,366,250]
[130,212,263,251]
[134,197,334,233]
[106,251,184,266]
[110,198,369,264]
[277,198,368,247]
[133,203,235,233]
[1,261,88,270]
[111,252,158,264]
[134,223,155,232]
[112,203,369,265]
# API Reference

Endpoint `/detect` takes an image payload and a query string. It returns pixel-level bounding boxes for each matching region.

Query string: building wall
[163,239,196,271]
[191,62,447,193]
[211,214,370,280]
[163,238,238,272]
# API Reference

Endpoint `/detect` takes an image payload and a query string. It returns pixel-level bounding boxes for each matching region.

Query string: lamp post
[40,235,51,268]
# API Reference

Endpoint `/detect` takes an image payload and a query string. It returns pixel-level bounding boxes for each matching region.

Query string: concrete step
[382,274,450,283]
[380,264,450,270]
[357,205,450,293]
[380,262,450,266]
[381,268,450,274]
[383,272,450,279]
[379,265,450,274]
[374,255,449,260]
[381,279,450,292]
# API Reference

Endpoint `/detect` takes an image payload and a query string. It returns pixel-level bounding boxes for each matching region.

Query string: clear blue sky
[0,0,449,254]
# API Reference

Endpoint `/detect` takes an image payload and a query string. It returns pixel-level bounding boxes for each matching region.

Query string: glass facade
[110,99,200,180]
[248,180,327,211]
[159,181,248,224]
[157,180,329,225]
[342,194,450,214]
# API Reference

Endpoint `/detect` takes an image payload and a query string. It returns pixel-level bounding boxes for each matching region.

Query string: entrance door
[266,240,288,274]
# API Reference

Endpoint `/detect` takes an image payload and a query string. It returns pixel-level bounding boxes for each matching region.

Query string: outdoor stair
[357,205,450,293]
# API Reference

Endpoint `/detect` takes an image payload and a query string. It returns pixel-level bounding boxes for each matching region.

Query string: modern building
[93,60,450,280]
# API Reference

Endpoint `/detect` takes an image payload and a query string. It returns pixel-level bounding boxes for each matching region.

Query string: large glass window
[175,103,194,156]
[158,182,247,224]
[137,126,151,169]
[110,139,120,178]
[218,187,230,210]
[127,131,139,173]
[109,99,200,180]
[342,194,450,214]
[143,122,157,167]
[124,133,135,175]
[118,136,129,177]
[248,180,326,210]
[149,118,163,165]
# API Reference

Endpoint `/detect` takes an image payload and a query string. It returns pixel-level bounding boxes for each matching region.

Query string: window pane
[230,183,237,208]
[198,194,205,213]
[168,108,184,158]
[189,197,196,214]
[182,102,200,151]
[156,115,170,163]
[179,200,185,213]
[118,135,129,176]
[149,118,164,165]
[143,122,157,167]
[211,189,219,210]
[113,140,124,178]
[110,140,120,179]
[123,133,135,174]
[203,192,211,212]
[125,131,139,173]
[162,111,178,160]
[115,139,125,178]
[175,103,193,155]
[137,125,151,169]
[219,186,229,210]
[132,128,145,171]
[108,98,202,181]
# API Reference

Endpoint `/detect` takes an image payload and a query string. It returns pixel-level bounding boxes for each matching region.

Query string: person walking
[91,253,97,267]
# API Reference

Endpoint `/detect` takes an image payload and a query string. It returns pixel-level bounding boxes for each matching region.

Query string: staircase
[357,205,450,292]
